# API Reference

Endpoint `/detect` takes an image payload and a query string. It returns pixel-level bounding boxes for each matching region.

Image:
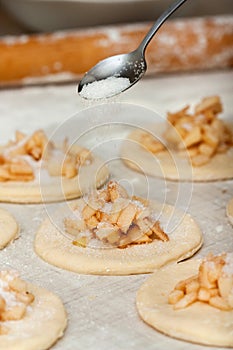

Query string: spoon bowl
[78,50,147,97]
[78,0,188,99]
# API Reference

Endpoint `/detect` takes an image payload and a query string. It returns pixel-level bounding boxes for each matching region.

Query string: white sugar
[131,199,145,210]
[223,253,233,276]
[0,271,22,308]
[102,202,113,214]
[79,76,131,100]
[206,261,216,271]
[182,122,193,131]
[71,208,82,220]
[97,222,109,229]
[216,225,223,233]
[77,230,92,239]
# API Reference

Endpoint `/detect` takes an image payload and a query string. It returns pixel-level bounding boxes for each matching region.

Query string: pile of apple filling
[169,253,233,311]
[0,130,92,181]
[0,271,34,335]
[64,181,168,248]
[138,96,233,166]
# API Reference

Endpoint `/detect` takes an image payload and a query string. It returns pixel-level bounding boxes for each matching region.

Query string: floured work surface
[0,70,233,349]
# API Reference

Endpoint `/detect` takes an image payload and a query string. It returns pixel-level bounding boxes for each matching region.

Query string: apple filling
[168,253,233,311]
[0,130,92,181]
[138,96,233,166]
[64,181,168,248]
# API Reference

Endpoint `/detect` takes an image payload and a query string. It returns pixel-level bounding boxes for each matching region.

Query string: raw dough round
[136,259,233,347]
[227,198,233,225]
[0,208,18,249]
[0,155,109,203]
[0,283,67,350]
[121,123,233,182]
[34,199,203,275]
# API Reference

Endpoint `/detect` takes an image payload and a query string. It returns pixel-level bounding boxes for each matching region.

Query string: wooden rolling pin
[0,15,232,85]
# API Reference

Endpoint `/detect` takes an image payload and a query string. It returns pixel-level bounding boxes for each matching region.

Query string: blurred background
[0,0,233,35]
[0,0,232,86]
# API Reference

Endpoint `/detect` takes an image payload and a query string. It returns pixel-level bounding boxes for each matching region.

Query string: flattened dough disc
[34,199,203,275]
[136,259,233,347]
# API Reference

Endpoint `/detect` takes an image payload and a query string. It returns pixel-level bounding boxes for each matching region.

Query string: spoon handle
[138,0,188,53]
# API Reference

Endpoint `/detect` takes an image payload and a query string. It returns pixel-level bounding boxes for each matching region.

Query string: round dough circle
[0,208,18,249]
[136,259,233,347]
[227,198,233,225]
[0,155,109,203]
[0,283,67,350]
[121,123,233,182]
[34,199,203,275]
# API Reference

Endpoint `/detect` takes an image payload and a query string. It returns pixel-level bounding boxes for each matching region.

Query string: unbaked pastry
[137,253,233,347]
[227,198,233,225]
[0,208,18,249]
[34,181,203,275]
[122,96,233,181]
[0,270,67,350]
[0,130,109,203]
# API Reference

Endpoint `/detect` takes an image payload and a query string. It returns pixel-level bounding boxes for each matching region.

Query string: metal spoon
[78,0,188,99]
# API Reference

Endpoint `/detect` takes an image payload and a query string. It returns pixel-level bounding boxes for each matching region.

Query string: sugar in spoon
[78,0,188,100]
